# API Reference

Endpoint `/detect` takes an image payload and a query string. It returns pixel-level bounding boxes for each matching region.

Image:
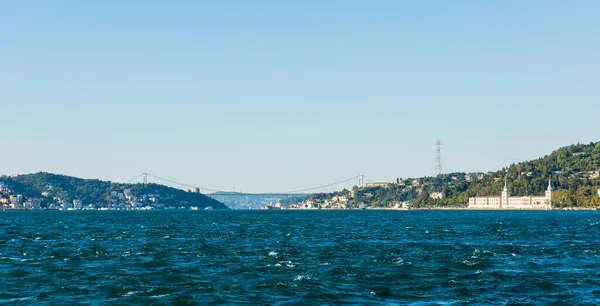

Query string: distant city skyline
[1,1,599,193]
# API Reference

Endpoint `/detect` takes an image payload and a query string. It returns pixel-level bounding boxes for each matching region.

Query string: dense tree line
[308,142,600,208]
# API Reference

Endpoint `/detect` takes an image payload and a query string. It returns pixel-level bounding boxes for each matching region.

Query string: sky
[1,1,599,193]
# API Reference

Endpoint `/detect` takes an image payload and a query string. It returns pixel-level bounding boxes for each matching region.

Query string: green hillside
[310,142,600,208]
[0,172,227,210]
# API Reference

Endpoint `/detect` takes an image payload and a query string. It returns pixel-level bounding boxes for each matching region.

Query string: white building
[469,178,552,210]
[10,195,23,204]
[466,173,484,182]
[301,199,318,209]
[24,200,40,210]
[331,195,348,204]
[430,192,445,200]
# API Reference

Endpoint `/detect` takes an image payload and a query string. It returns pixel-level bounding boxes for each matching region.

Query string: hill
[208,192,308,209]
[302,142,600,208]
[0,172,227,210]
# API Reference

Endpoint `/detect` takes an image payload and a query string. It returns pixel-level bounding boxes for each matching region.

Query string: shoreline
[2,207,599,211]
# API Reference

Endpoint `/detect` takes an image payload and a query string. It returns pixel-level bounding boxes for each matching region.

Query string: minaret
[545,176,553,208]
[501,177,510,208]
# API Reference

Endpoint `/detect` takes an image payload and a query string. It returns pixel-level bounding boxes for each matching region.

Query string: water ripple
[0,210,599,304]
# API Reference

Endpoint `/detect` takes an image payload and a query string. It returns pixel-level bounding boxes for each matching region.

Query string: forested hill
[450,142,600,207]
[310,142,600,208]
[0,172,227,210]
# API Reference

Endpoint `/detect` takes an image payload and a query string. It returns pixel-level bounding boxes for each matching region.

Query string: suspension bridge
[124,173,377,196]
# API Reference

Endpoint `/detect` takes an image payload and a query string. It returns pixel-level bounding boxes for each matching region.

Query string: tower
[501,177,510,208]
[358,175,364,188]
[435,140,442,176]
[545,176,553,207]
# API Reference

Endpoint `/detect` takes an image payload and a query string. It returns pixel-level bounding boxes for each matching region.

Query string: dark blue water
[1,211,600,305]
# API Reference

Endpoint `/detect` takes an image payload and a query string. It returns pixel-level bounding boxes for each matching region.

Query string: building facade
[364,182,389,188]
[469,178,553,210]
[430,192,445,200]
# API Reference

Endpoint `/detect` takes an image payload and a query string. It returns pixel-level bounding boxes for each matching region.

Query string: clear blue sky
[1,1,599,193]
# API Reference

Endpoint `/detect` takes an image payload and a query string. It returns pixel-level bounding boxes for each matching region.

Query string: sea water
[1,210,599,305]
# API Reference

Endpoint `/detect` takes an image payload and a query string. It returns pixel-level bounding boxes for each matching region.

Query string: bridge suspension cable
[145,173,222,193]
[126,173,144,184]
[279,176,359,194]
[132,173,360,195]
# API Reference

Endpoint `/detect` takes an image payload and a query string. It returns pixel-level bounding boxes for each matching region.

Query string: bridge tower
[435,140,443,176]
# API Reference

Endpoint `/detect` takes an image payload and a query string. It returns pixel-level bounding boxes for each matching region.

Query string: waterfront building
[389,201,401,209]
[468,178,552,210]
[10,194,23,204]
[300,199,318,209]
[389,201,411,210]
